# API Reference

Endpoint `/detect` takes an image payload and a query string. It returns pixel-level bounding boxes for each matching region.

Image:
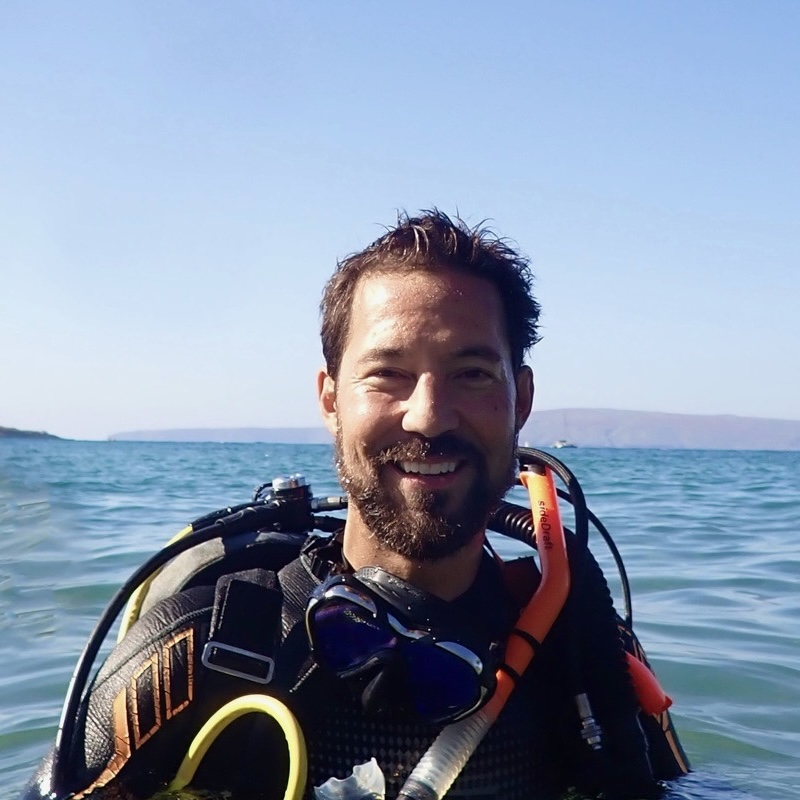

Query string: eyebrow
[454,346,504,363]
[358,347,403,364]
[358,345,504,364]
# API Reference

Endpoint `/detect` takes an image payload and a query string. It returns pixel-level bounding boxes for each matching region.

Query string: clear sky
[2,1,798,441]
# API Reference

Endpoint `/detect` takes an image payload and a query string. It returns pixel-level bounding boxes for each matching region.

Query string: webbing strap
[201,568,282,684]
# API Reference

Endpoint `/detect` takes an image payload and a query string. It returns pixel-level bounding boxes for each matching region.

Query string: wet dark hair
[320,209,541,378]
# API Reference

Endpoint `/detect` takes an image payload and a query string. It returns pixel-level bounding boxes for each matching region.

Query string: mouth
[375,436,474,489]
[396,460,460,476]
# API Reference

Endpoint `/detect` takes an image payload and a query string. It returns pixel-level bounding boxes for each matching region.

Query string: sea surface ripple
[1,441,798,799]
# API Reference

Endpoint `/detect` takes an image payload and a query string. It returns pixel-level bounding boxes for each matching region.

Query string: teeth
[399,461,458,475]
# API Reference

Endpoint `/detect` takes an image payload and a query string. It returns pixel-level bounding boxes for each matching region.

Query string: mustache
[373,434,481,465]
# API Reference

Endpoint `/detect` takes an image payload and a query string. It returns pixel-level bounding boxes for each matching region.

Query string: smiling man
[21,210,689,800]
[302,212,685,798]
[317,220,537,598]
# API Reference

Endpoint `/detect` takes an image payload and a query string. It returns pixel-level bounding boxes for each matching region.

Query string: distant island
[108,409,800,451]
[0,425,62,440]
[520,408,800,451]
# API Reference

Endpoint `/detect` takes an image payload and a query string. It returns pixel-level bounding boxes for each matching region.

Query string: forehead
[345,268,510,358]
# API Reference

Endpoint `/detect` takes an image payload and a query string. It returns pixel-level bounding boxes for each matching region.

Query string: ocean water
[1,440,798,799]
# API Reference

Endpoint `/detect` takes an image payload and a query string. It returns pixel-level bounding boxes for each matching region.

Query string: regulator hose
[490,494,631,626]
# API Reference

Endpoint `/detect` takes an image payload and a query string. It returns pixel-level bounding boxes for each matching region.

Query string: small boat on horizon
[553,439,577,448]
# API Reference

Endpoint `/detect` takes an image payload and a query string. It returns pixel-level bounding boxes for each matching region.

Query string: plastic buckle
[201,640,275,684]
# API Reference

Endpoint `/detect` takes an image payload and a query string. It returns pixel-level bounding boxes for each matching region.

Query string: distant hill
[109,409,800,450]
[520,408,800,450]
[108,427,330,444]
[0,425,62,440]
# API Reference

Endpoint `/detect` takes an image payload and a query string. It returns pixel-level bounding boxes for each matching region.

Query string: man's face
[318,268,533,560]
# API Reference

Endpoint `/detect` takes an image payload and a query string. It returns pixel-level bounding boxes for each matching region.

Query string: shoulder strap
[278,533,343,639]
[201,568,283,685]
[271,545,333,694]
[198,544,330,693]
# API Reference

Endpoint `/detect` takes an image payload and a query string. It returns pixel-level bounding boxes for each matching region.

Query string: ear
[514,365,534,432]
[317,369,339,436]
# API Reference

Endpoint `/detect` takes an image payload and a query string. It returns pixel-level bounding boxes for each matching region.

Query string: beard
[334,429,518,561]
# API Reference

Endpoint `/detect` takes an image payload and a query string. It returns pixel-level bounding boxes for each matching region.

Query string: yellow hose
[116,525,193,642]
[167,694,307,800]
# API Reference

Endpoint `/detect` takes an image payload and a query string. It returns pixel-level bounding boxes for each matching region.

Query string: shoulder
[63,567,298,799]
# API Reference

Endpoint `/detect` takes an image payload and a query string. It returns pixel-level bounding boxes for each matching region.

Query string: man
[317,208,536,599]
[293,210,684,798]
[21,210,687,800]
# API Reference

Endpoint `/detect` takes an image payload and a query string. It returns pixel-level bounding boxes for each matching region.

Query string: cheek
[338,391,397,446]
[466,390,515,419]
[350,384,399,420]
[466,394,519,444]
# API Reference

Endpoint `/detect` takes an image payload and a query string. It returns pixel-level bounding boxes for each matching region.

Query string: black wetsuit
[20,535,687,800]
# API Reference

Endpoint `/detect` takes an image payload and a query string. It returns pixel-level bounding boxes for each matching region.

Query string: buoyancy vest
[21,531,689,800]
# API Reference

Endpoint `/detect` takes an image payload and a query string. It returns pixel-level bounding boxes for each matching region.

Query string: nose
[401,374,458,438]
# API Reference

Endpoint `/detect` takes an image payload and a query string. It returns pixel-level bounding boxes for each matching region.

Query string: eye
[373,367,403,377]
[455,367,497,385]
[363,367,411,389]
[369,367,406,381]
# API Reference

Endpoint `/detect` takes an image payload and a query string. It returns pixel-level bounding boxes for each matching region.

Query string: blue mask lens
[403,643,483,721]
[312,599,397,674]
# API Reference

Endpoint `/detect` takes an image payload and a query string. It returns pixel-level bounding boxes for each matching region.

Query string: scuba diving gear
[21,447,690,800]
[306,567,498,725]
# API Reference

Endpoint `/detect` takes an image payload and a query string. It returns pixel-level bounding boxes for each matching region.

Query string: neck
[342,513,486,601]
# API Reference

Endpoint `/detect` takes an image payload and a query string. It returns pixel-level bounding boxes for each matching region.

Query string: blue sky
[2,1,798,440]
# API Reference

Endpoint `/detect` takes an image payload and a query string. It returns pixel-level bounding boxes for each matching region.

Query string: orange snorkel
[397,462,571,800]
[485,463,571,715]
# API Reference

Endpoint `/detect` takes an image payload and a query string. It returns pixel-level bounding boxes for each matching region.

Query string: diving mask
[305,566,498,725]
